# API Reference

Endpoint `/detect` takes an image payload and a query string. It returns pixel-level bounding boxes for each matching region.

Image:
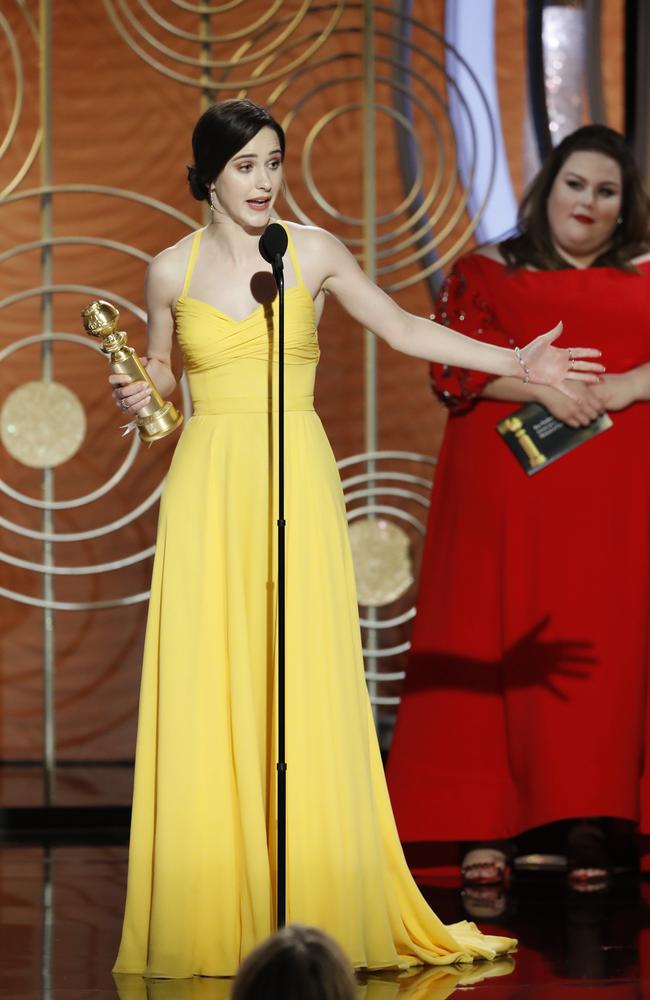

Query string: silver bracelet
[514,346,531,384]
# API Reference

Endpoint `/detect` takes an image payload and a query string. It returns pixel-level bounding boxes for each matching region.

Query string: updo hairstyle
[187,98,286,203]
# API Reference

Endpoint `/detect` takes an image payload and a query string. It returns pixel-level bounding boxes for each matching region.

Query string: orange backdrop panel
[0,1,625,805]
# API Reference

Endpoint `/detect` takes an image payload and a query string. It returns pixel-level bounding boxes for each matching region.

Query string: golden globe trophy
[81,299,183,443]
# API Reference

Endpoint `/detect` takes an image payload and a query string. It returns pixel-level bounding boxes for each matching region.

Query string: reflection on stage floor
[2,845,650,998]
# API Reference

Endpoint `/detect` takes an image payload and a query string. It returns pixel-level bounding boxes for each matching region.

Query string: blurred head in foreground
[231,923,358,1000]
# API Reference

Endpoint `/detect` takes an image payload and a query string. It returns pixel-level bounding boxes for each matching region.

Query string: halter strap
[181,228,203,298]
[279,222,304,287]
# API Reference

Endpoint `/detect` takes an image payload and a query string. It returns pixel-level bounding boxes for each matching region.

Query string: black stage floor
[3,844,650,998]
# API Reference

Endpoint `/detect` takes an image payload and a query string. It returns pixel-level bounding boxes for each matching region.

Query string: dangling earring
[617,215,623,225]
[208,187,217,212]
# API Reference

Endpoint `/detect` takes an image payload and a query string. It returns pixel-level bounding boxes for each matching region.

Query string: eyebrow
[232,148,282,161]
[564,171,620,187]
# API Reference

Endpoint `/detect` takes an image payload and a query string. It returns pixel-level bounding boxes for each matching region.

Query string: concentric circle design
[1,6,487,718]
[338,451,436,707]
[0,186,195,610]
[101,0,345,89]
[0,7,41,198]
[253,4,499,292]
[1,380,86,468]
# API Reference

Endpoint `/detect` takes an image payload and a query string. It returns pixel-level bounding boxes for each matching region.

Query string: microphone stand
[273,250,287,929]
[259,223,289,931]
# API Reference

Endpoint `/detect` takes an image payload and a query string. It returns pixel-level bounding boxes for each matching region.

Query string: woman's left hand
[519,323,605,393]
[590,372,639,412]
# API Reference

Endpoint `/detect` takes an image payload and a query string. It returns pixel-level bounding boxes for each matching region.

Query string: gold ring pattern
[0,187,194,610]
[339,450,436,706]
[101,0,345,89]
[0,8,41,199]
[258,7,498,292]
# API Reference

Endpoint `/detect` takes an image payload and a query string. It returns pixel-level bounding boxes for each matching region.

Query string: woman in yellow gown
[110,99,601,979]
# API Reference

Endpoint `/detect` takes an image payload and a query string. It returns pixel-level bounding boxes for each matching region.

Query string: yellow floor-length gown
[113,225,516,979]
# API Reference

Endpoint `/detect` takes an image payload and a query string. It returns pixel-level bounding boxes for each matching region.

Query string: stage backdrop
[0,0,624,807]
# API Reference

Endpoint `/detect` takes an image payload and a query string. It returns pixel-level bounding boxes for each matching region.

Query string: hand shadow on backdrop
[404,616,596,702]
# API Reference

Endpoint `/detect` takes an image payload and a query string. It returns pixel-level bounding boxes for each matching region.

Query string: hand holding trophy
[81,300,183,443]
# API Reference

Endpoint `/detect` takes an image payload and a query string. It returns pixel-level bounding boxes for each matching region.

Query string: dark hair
[187,98,285,202]
[499,125,650,271]
[231,924,357,1000]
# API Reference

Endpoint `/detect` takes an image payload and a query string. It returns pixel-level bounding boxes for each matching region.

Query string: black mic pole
[258,224,288,929]
[275,248,286,931]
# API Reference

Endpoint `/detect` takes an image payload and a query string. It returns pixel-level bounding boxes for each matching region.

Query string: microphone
[259,223,288,276]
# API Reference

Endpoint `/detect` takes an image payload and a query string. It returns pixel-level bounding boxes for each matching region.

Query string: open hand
[519,323,604,395]
[109,357,152,416]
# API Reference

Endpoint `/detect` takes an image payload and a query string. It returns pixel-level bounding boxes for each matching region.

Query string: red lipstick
[573,214,595,225]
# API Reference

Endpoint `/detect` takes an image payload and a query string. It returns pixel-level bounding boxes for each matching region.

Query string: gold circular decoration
[102,0,344,90]
[265,12,498,291]
[348,517,413,608]
[0,9,41,198]
[1,380,86,469]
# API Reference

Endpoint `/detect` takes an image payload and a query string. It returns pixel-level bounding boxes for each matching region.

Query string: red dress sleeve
[430,255,514,414]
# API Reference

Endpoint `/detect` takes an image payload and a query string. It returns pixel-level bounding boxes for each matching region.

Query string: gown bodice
[173,224,320,414]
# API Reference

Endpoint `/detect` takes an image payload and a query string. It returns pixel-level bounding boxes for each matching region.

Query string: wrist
[628,368,647,404]
[530,383,552,405]
[147,358,176,395]
[504,350,520,379]
[512,346,531,383]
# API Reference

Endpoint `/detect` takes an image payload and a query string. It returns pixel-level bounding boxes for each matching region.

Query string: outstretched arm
[314,229,603,389]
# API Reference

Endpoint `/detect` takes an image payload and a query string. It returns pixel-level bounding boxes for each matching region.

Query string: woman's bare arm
[307,228,603,389]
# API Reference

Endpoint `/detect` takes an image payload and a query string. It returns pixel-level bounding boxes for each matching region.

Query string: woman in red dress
[386,125,650,888]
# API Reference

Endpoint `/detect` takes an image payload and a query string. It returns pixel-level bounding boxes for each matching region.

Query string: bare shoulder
[283,221,352,291]
[148,229,201,287]
[144,228,201,310]
[284,220,344,256]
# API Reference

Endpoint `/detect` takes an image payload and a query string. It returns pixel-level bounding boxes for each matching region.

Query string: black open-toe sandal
[567,820,609,892]
[461,847,509,886]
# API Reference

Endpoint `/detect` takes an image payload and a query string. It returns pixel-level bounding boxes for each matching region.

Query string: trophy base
[137,402,184,443]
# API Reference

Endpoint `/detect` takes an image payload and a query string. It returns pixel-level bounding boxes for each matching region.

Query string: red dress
[386,253,650,844]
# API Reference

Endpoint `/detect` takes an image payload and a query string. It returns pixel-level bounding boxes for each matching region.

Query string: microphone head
[259,223,288,264]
